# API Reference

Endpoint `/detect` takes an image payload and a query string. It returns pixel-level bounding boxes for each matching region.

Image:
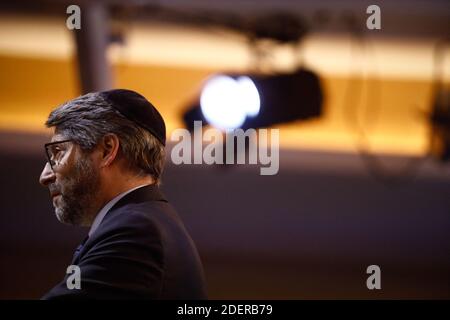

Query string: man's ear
[99,133,120,167]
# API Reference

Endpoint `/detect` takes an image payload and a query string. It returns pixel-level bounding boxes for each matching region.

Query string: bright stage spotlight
[183,68,323,132]
[200,75,260,130]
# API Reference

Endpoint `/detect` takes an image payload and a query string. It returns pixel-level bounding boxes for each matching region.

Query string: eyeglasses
[44,139,73,171]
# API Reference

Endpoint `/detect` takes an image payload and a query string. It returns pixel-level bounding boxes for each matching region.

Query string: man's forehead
[49,130,67,142]
[50,135,62,143]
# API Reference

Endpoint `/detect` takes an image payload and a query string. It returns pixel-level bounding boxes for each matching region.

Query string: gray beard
[54,156,100,226]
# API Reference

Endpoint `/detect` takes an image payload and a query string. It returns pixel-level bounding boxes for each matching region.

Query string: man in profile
[39,89,207,299]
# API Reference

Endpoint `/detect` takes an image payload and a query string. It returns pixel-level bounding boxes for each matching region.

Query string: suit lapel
[70,185,167,265]
[70,235,89,265]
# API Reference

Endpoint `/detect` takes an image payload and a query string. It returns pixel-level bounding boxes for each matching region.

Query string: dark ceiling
[0,0,448,40]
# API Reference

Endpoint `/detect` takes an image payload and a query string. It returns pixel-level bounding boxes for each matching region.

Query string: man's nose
[39,162,56,186]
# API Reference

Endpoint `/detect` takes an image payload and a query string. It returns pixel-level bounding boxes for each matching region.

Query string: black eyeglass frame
[44,139,74,171]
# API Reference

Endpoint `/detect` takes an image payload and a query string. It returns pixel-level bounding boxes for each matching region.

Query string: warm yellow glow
[0,15,444,156]
[0,15,448,79]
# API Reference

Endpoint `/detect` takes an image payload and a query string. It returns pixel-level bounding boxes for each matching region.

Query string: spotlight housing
[183,68,323,131]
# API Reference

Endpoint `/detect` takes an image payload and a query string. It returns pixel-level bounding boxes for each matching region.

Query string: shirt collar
[88,184,151,237]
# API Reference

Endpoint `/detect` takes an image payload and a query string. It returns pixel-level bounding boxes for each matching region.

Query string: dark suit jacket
[42,185,207,299]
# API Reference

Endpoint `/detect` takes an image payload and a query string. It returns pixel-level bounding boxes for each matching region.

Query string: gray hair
[46,92,165,185]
